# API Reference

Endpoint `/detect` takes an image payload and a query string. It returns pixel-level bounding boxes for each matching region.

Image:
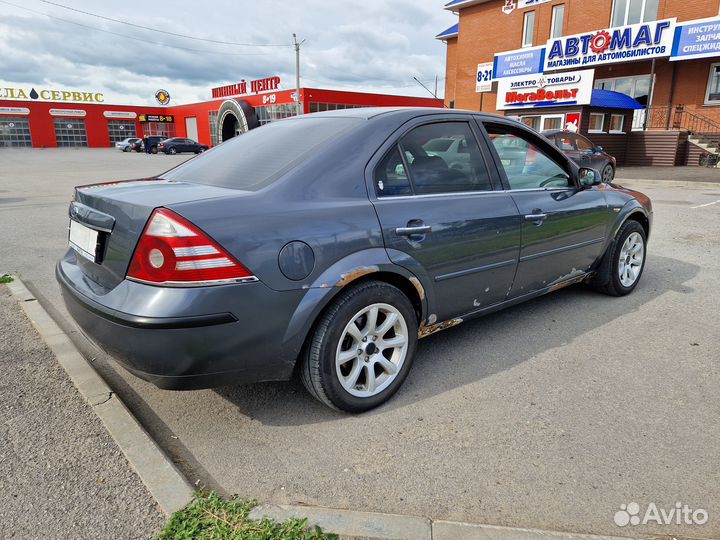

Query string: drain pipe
[643,58,656,131]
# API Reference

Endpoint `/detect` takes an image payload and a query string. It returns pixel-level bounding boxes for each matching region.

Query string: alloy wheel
[335,303,409,398]
[618,232,644,287]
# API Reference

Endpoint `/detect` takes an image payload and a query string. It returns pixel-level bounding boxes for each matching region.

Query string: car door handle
[396,225,432,236]
[524,213,547,224]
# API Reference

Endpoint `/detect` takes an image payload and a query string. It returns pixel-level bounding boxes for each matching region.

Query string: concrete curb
[615,178,720,189]
[5,277,194,515]
[249,504,650,540]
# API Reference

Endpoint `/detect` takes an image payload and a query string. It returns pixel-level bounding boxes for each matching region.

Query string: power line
[35,0,292,47]
[0,0,276,56]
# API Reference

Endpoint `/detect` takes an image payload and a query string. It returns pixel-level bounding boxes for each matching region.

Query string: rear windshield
[161,117,360,190]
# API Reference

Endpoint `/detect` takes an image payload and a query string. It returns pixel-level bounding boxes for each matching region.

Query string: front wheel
[591,220,646,296]
[300,281,418,413]
[169,147,177,155]
[602,164,615,183]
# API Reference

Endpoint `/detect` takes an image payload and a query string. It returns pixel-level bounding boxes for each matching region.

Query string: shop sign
[501,0,516,15]
[493,46,545,79]
[155,89,171,105]
[519,0,551,8]
[670,16,720,61]
[545,19,675,71]
[211,76,281,99]
[0,106,30,115]
[496,69,594,110]
[0,86,103,103]
[138,114,174,123]
[565,112,581,132]
[49,109,87,117]
[476,62,494,92]
[103,111,137,119]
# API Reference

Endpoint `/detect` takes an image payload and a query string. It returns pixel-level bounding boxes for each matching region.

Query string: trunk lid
[69,178,249,291]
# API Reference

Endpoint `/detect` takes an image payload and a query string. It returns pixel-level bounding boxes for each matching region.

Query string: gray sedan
[57,108,652,412]
[543,129,617,183]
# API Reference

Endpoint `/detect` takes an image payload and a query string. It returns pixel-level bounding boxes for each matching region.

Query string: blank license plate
[69,220,99,262]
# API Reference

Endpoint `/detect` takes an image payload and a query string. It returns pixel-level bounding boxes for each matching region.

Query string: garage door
[0,117,32,147]
[107,120,137,146]
[54,118,88,147]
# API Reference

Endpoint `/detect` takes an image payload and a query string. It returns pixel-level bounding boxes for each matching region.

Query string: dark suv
[130,136,165,154]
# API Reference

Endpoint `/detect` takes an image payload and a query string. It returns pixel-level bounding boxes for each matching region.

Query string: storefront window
[522,11,535,47]
[208,111,219,147]
[609,114,625,133]
[142,122,175,138]
[589,113,605,132]
[520,116,540,130]
[611,0,658,27]
[706,64,720,104]
[550,5,565,38]
[542,115,563,131]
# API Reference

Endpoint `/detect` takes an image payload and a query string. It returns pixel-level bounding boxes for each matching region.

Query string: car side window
[554,133,574,151]
[375,146,412,197]
[399,122,492,195]
[484,123,571,190]
[574,134,594,152]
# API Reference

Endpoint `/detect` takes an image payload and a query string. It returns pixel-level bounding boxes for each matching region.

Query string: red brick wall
[444,38,458,107]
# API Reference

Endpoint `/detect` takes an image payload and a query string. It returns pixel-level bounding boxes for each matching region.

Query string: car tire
[150,146,158,154]
[169,147,177,155]
[300,280,418,413]
[602,164,615,183]
[590,219,646,297]
[122,147,130,152]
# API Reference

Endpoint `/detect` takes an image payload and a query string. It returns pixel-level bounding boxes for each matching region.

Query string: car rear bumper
[56,253,306,389]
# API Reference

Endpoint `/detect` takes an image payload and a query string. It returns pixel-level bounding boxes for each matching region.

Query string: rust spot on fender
[335,265,380,287]
[418,318,463,339]
[408,276,425,301]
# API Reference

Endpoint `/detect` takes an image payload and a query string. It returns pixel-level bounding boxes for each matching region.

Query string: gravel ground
[0,286,165,540]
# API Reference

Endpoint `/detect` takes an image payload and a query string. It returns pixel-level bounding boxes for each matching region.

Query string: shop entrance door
[185,117,198,142]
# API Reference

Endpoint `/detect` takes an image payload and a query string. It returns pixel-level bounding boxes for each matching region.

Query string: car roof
[295,106,506,122]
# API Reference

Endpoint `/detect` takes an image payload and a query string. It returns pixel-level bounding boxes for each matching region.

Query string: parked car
[543,130,617,182]
[115,137,140,152]
[158,137,209,155]
[57,108,652,413]
[130,136,165,154]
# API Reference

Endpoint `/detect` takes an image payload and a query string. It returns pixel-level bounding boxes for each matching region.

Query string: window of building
[609,114,625,133]
[550,4,565,38]
[611,0,658,27]
[484,123,570,190]
[542,115,563,131]
[589,113,605,132]
[522,11,535,47]
[107,120,137,146]
[53,118,87,147]
[0,117,32,147]
[520,115,541,131]
[142,123,175,138]
[208,111,219,147]
[393,122,492,195]
[705,63,720,104]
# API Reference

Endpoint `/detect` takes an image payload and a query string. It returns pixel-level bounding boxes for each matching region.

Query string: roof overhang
[435,23,459,40]
[444,0,492,12]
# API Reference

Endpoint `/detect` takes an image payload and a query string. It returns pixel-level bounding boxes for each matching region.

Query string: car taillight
[127,208,256,286]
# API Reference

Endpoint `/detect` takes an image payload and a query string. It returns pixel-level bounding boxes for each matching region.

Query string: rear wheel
[150,146,158,154]
[590,220,646,296]
[169,147,177,155]
[300,281,418,413]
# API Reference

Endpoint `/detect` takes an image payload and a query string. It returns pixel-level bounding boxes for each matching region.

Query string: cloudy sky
[0,0,456,105]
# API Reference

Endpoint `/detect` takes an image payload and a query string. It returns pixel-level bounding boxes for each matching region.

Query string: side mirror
[578,167,602,187]
[594,145,603,153]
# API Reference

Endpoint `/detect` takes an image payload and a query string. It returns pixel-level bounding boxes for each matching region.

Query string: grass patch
[0,275,14,284]
[156,491,337,540]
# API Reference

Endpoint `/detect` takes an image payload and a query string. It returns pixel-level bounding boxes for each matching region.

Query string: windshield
[161,117,361,191]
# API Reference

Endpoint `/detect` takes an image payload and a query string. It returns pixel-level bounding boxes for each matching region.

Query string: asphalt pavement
[0,285,165,539]
[1,148,718,538]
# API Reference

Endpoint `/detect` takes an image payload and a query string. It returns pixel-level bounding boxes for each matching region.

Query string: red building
[0,85,443,149]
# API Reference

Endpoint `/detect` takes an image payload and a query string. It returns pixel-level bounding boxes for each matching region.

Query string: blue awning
[590,90,644,109]
[435,23,459,40]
